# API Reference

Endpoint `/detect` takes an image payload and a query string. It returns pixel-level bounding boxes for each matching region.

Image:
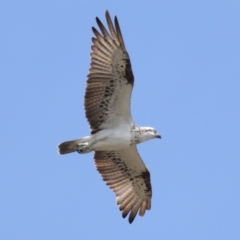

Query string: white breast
[92,125,132,151]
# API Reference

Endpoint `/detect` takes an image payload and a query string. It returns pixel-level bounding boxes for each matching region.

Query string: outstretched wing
[94,146,152,223]
[85,11,134,134]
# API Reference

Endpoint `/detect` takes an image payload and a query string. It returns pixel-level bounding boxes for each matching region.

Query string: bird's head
[140,127,161,142]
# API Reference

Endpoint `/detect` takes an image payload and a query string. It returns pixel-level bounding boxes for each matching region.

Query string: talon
[77,148,92,154]
[77,142,92,154]
[77,143,88,150]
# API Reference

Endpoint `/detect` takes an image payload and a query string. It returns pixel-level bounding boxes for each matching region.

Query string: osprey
[58,11,161,223]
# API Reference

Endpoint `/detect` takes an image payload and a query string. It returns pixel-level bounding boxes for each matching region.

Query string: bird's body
[58,11,161,223]
[92,126,133,150]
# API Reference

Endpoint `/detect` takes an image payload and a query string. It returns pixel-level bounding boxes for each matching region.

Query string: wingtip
[105,10,110,18]
[128,217,134,224]
[95,16,100,22]
[105,10,118,23]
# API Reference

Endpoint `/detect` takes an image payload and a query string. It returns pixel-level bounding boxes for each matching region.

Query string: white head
[139,127,161,143]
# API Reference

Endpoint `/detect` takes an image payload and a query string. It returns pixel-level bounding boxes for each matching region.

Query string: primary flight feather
[58,10,161,224]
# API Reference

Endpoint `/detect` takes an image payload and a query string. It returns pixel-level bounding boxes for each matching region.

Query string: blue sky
[1,1,240,239]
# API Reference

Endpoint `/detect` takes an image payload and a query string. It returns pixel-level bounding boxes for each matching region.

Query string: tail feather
[58,136,91,155]
[58,140,79,154]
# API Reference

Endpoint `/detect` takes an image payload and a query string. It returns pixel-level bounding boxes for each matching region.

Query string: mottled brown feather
[94,146,152,223]
[85,10,134,134]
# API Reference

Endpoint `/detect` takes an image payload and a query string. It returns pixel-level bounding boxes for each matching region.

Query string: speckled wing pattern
[95,146,152,223]
[85,11,134,134]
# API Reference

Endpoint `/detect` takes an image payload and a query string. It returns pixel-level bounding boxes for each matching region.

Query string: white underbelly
[91,128,132,151]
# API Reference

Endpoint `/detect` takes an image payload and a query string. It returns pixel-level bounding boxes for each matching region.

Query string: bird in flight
[58,10,161,223]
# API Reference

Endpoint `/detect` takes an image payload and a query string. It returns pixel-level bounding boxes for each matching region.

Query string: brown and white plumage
[95,146,152,223]
[58,10,161,224]
[85,11,134,134]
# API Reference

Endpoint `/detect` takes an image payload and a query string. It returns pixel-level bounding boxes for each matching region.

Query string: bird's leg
[77,136,107,154]
[77,142,92,154]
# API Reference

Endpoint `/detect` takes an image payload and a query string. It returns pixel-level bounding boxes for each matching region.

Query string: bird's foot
[77,143,92,154]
